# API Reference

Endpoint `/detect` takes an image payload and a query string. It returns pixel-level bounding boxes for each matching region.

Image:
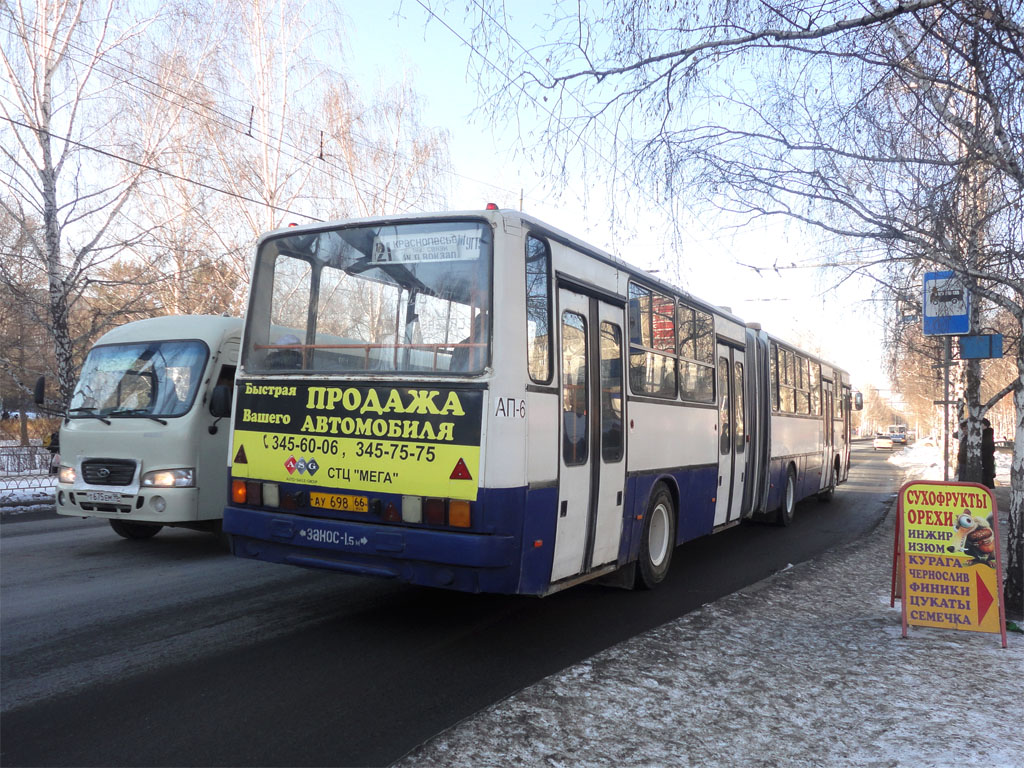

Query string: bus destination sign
[230,381,484,501]
[372,230,484,264]
[896,481,1007,647]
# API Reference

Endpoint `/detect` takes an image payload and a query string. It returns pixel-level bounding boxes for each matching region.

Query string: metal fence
[0,444,56,505]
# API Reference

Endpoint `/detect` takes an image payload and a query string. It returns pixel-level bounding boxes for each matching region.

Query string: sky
[341,1,890,389]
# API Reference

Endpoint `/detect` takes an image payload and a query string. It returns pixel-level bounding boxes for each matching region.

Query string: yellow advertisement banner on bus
[230,381,483,501]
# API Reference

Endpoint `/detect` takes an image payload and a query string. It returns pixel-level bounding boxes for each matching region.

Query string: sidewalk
[395,485,1022,768]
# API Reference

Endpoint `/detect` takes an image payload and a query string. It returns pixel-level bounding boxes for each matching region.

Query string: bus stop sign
[923,271,970,336]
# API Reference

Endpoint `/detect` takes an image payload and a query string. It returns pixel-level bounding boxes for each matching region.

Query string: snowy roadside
[0,439,57,513]
[887,438,1013,486]
[395,448,1022,768]
[0,481,56,512]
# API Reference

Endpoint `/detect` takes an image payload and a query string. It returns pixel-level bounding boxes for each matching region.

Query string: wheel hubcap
[649,502,670,567]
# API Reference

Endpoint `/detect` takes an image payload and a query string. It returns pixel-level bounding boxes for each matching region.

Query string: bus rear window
[245,221,492,375]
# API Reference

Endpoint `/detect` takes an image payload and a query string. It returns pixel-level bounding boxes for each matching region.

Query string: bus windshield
[245,220,492,375]
[69,340,210,419]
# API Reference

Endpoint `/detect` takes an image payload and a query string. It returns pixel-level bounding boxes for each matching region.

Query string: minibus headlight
[58,465,76,484]
[141,468,195,488]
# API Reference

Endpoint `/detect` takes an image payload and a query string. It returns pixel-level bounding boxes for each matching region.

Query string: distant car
[890,432,906,444]
[874,434,894,451]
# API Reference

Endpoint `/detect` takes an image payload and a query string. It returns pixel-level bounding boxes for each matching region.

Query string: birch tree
[0,0,205,405]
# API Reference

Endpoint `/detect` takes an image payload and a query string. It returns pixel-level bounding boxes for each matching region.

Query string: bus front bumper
[223,506,520,593]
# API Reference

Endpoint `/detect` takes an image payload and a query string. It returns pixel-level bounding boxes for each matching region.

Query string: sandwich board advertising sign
[895,480,1007,647]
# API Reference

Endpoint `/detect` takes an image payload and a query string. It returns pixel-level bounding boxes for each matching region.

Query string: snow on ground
[396,453,1022,768]
[0,479,56,511]
[888,439,1013,485]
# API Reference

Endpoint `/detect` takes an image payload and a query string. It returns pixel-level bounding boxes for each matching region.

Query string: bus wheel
[635,484,675,590]
[776,467,797,526]
[109,520,162,539]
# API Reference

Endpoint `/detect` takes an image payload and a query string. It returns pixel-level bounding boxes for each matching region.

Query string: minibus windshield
[69,340,210,419]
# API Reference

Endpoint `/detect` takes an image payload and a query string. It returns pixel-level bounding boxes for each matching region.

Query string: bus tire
[109,520,162,539]
[634,484,676,590]
[776,467,797,526]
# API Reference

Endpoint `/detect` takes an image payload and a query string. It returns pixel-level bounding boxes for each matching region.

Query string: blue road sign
[959,334,1003,360]
[923,271,970,335]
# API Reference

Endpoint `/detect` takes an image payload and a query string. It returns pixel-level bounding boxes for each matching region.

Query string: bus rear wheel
[634,484,676,590]
[109,520,162,539]
[776,467,797,526]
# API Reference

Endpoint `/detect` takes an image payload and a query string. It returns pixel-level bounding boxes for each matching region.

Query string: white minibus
[52,315,241,539]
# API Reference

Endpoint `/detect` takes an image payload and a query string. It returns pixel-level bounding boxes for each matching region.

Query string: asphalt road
[0,444,901,767]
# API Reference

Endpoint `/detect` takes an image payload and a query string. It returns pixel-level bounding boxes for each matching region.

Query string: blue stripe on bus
[623,466,719,564]
[765,453,827,510]
[224,464,720,595]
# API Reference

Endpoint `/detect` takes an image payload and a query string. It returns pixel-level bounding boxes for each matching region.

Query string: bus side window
[525,236,552,383]
[770,342,780,411]
[627,282,676,397]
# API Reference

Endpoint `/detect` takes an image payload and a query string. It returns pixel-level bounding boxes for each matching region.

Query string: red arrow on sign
[976,571,995,624]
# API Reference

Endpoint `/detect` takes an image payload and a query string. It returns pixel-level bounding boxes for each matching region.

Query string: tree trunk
[1004,345,1023,620]
[39,104,75,411]
[956,358,985,483]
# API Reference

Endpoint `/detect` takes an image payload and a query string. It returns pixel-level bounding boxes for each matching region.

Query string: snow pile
[887,440,945,480]
[0,483,56,510]
[888,440,1013,485]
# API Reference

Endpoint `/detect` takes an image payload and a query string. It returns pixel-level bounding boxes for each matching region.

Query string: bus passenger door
[822,380,835,490]
[551,288,626,583]
[713,344,745,526]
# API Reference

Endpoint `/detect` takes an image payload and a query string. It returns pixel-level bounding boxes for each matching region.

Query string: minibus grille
[82,459,136,486]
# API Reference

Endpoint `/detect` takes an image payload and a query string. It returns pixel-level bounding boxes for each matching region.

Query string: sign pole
[943,336,951,482]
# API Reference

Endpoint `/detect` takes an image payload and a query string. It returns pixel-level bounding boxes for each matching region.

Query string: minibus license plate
[311,493,368,513]
[85,490,121,504]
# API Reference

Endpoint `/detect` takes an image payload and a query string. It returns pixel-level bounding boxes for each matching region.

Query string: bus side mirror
[853,392,863,411]
[33,375,46,406]
[210,385,232,419]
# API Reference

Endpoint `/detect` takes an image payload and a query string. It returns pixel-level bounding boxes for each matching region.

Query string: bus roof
[259,209,855,379]
[259,208,750,327]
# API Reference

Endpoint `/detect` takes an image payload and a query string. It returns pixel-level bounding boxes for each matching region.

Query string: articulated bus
[221,208,860,595]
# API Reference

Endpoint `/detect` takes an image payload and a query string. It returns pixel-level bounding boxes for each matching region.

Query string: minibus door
[551,288,626,583]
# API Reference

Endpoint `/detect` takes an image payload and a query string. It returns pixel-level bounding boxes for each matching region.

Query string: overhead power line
[0,6,498,215]
[0,115,321,222]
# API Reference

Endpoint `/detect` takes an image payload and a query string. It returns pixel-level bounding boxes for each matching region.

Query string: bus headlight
[141,468,195,488]
[58,465,76,484]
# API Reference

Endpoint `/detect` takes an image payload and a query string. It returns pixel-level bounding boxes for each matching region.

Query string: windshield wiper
[107,408,168,425]
[67,407,111,425]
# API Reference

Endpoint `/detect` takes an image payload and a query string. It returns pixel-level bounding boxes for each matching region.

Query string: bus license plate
[310,493,368,513]
[85,490,122,504]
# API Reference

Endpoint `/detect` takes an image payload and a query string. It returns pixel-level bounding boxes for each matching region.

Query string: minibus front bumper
[55,483,202,523]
